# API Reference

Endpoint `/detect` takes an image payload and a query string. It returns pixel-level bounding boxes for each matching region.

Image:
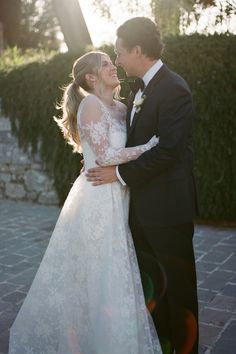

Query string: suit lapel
[127,64,169,141]
[126,92,135,133]
[143,63,168,97]
[127,111,140,140]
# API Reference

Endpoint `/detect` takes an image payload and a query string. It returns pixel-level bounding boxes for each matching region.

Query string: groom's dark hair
[117,17,163,60]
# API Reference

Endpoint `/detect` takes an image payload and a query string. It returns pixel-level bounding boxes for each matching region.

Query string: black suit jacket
[118,64,198,227]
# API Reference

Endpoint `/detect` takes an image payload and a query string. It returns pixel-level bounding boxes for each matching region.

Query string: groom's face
[115,38,139,77]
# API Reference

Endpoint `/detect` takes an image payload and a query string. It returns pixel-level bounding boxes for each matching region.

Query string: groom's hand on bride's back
[86,165,117,186]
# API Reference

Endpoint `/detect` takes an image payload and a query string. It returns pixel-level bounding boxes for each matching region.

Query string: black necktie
[128,78,145,94]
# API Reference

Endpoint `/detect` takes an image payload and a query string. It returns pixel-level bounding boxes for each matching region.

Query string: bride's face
[98,55,120,89]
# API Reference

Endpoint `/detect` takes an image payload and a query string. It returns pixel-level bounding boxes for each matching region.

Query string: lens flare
[141,271,154,304]
[159,337,173,354]
[138,251,168,313]
[179,308,198,354]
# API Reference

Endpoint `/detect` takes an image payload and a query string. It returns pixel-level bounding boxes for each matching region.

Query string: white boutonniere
[133,94,147,114]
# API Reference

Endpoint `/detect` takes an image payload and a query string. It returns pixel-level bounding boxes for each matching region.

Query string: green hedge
[0,35,235,221]
[162,34,236,221]
[0,50,84,204]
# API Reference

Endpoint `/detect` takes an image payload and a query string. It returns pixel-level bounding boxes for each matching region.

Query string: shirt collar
[142,59,163,88]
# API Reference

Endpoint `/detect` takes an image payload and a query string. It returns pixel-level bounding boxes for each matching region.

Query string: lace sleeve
[77,95,158,166]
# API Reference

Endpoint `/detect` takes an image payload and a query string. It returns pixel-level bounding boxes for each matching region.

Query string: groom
[86,17,199,354]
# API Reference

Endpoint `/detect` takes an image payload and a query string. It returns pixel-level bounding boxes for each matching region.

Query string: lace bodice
[77,94,158,170]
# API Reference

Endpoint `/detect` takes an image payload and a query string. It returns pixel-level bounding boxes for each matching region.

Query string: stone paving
[0,199,235,354]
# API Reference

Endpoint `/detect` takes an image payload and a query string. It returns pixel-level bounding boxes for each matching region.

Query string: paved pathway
[0,199,235,354]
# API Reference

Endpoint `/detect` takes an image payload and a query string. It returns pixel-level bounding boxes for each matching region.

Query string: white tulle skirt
[8,173,162,354]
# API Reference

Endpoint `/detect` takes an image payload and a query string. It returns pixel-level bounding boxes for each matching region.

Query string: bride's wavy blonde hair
[54,51,119,153]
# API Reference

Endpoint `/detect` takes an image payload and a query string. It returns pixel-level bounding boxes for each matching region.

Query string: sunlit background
[1,0,235,54]
[74,0,236,50]
[78,0,152,47]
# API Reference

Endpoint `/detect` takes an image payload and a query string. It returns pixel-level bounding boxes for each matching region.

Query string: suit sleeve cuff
[116,166,127,186]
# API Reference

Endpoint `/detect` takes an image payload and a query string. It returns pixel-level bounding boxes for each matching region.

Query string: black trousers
[129,204,199,354]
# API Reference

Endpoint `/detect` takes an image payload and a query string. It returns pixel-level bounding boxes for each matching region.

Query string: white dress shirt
[116,59,163,185]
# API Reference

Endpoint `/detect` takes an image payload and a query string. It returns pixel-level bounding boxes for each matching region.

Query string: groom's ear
[132,45,142,57]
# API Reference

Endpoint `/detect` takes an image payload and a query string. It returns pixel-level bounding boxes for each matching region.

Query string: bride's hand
[145,135,159,150]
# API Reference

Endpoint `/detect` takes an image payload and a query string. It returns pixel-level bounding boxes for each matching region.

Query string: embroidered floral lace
[8,94,162,354]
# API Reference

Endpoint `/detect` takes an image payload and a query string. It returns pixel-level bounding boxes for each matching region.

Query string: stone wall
[0,112,59,205]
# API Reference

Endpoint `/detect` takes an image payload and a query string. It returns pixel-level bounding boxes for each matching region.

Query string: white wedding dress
[8,94,162,354]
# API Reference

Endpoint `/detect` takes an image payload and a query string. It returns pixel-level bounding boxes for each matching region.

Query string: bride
[8,51,162,354]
